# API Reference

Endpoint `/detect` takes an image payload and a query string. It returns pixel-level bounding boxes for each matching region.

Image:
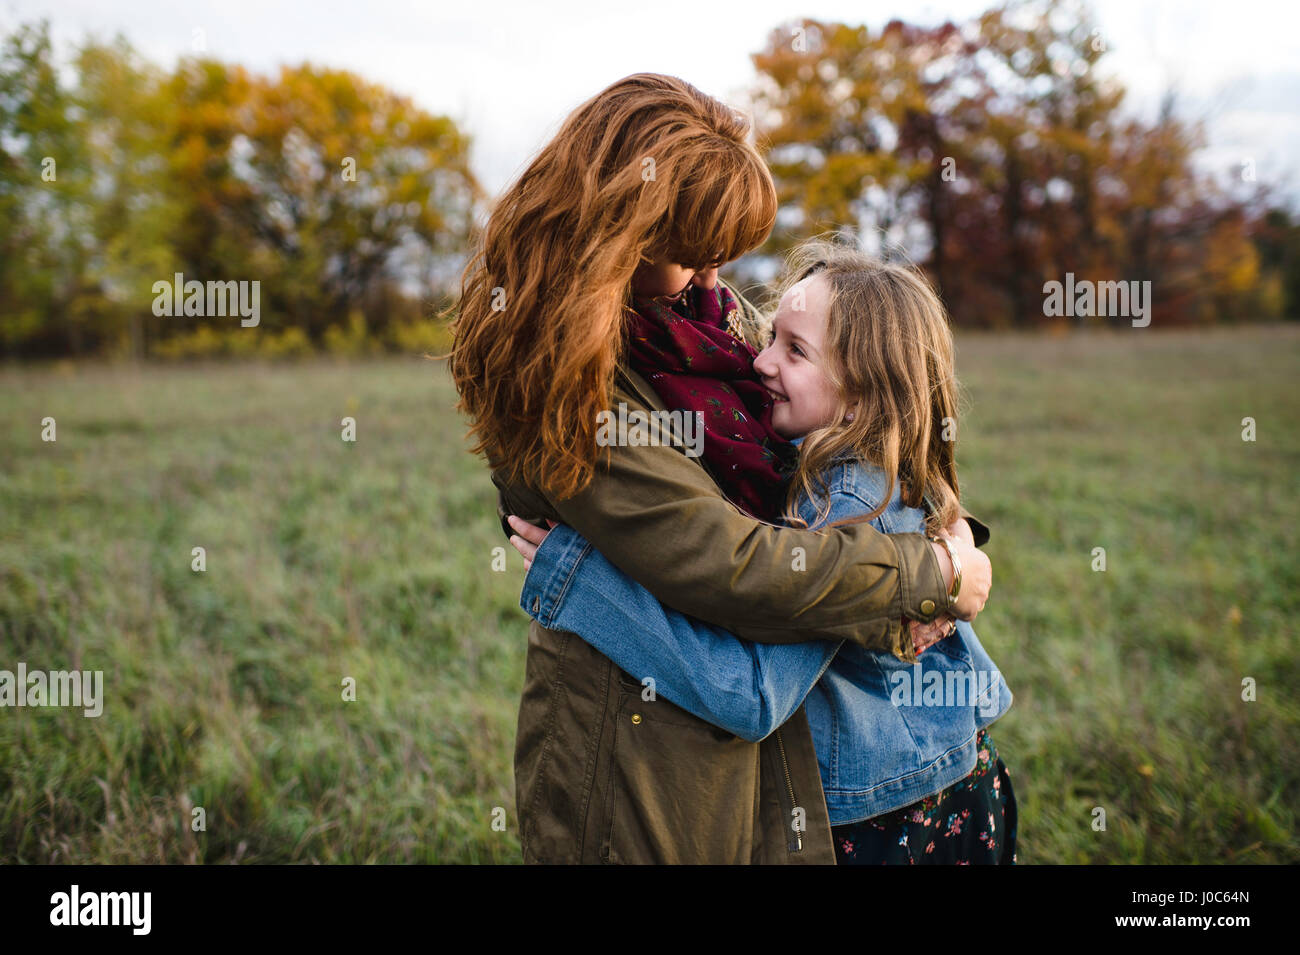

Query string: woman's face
[632,259,720,298]
[753,274,841,439]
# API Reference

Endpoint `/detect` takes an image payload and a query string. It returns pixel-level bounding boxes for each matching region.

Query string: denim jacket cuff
[518,523,592,628]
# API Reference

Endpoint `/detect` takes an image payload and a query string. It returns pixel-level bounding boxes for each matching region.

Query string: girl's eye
[790,344,804,358]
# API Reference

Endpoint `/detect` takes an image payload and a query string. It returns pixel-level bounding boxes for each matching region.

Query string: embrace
[450,73,1015,864]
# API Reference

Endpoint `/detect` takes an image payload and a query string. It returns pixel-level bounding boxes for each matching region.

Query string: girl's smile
[753,273,842,439]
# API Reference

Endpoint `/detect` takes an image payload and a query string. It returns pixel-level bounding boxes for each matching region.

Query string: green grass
[1,325,1298,863]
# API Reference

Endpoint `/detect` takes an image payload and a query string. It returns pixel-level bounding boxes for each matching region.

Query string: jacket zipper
[774,728,803,852]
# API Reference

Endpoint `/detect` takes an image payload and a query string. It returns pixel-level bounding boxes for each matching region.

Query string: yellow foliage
[323,311,379,357]
[1257,272,1285,319]
[261,326,313,358]
[388,318,454,356]
[153,325,226,359]
[152,324,313,360]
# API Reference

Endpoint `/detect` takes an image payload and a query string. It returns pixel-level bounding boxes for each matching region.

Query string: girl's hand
[506,514,558,571]
[907,614,957,655]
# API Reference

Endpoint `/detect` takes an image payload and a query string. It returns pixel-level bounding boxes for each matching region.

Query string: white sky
[5,0,1298,201]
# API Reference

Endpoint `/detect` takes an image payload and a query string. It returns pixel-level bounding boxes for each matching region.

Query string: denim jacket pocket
[922,627,975,666]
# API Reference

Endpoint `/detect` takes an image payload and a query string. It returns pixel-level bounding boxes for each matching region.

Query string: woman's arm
[493,367,990,662]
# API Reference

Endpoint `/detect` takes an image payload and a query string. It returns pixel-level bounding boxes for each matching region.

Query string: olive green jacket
[492,280,987,864]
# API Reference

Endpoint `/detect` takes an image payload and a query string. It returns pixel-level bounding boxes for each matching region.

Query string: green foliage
[1251,208,1300,320]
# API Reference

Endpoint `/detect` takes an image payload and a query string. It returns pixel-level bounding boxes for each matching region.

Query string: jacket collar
[791,433,859,466]
[615,365,665,413]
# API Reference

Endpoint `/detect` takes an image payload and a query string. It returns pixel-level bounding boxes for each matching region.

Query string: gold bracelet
[928,534,962,606]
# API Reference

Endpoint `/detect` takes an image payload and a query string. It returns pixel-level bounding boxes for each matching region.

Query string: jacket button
[920,598,936,616]
[530,596,540,613]
[630,713,642,725]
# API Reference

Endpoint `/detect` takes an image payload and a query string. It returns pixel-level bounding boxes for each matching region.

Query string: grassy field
[1,324,1298,864]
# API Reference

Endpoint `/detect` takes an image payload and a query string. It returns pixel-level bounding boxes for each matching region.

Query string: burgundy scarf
[623,282,798,521]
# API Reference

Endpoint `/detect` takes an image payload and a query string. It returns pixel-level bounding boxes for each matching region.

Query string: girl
[451,73,994,864]
[506,239,1017,863]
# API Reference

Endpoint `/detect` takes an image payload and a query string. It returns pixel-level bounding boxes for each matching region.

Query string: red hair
[448,73,776,499]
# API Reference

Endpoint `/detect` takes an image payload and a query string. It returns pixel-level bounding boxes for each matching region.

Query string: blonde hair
[448,73,776,500]
[772,238,964,535]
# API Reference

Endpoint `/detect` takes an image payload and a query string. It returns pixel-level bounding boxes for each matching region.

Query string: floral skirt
[831,728,1017,864]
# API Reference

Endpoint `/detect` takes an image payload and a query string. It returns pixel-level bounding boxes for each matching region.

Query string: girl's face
[753,274,842,439]
[632,259,720,298]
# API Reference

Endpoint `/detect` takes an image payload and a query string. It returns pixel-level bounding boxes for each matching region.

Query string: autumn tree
[0,22,480,358]
[748,0,1266,326]
[0,22,100,354]
[159,59,479,343]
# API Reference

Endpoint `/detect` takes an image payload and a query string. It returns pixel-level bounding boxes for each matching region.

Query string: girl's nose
[753,346,775,380]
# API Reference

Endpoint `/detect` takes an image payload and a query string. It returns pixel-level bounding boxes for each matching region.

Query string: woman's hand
[944,516,975,549]
[909,512,975,653]
[506,514,558,571]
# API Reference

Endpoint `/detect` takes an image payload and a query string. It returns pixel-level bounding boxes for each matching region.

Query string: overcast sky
[5,0,1298,202]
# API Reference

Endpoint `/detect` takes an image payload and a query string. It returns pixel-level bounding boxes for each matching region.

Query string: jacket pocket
[601,687,760,864]
[514,624,596,864]
[616,668,649,695]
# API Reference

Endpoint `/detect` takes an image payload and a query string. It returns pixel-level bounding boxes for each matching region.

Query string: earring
[845,412,855,422]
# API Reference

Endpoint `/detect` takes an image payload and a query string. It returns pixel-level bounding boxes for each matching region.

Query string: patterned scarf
[623,282,799,521]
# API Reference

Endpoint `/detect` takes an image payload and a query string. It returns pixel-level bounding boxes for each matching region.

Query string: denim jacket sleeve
[521,523,839,742]
[517,469,880,742]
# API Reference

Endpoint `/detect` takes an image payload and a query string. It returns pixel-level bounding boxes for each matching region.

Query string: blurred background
[1,0,1296,864]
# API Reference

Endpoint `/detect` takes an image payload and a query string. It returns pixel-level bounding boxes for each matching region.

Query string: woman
[449,73,992,863]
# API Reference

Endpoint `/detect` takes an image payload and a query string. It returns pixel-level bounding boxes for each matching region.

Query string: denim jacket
[518,446,1013,825]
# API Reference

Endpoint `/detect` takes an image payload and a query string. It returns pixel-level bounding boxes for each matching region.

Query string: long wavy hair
[448,74,777,500]
[773,239,965,536]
